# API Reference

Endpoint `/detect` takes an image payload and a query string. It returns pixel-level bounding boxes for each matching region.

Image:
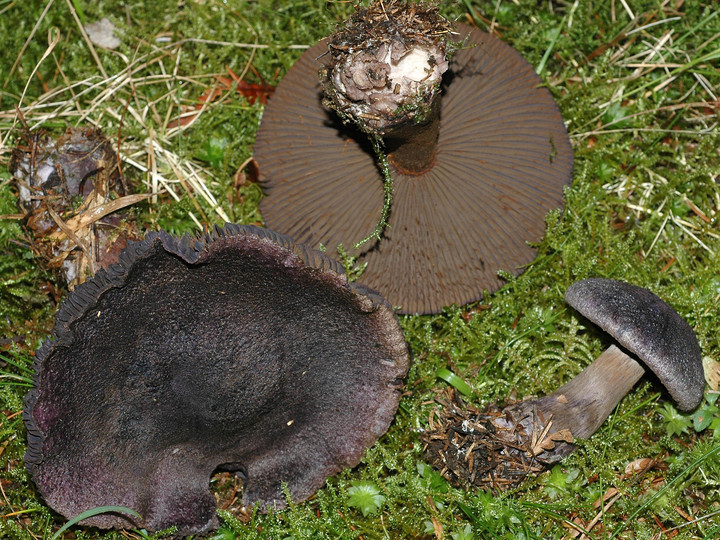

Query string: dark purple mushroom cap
[24,224,408,535]
[565,278,704,411]
[254,23,573,314]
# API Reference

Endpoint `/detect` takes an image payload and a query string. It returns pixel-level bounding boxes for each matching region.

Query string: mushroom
[10,124,140,287]
[24,223,409,535]
[424,278,704,489]
[254,1,573,314]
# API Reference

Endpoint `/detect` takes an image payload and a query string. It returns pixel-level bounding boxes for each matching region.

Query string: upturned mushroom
[24,223,408,535]
[254,1,573,314]
[424,278,705,489]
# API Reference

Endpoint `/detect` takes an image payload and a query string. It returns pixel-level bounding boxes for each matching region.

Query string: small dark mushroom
[254,2,573,314]
[424,278,704,489]
[24,223,409,535]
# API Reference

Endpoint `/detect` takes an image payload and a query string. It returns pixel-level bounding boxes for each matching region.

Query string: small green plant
[417,462,449,494]
[451,523,474,540]
[346,480,385,517]
[602,101,632,129]
[693,393,719,433]
[335,243,368,282]
[541,465,583,500]
[211,526,237,540]
[435,368,473,397]
[659,401,693,436]
[51,506,141,540]
[659,390,720,437]
[195,135,230,169]
[458,491,531,538]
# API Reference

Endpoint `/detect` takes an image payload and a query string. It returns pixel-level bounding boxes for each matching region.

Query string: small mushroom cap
[24,224,408,535]
[565,278,704,411]
[255,23,573,314]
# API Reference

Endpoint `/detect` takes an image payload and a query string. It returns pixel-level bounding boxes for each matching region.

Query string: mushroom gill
[24,223,409,535]
[254,9,573,314]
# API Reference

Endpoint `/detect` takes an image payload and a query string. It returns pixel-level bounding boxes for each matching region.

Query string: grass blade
[610,444,720,539]
[436,368,473,397]
[51,506,141,539]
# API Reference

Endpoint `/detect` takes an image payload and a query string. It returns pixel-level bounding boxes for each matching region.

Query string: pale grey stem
[496,344,646,463]
[527,344,646,438]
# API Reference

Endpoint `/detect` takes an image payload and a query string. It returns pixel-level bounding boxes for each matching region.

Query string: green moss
[1,0,720,538]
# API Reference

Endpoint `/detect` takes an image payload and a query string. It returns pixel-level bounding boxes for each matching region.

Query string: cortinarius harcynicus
[424,278,704,489]
[24,224,408,535]
[254,1,573,314]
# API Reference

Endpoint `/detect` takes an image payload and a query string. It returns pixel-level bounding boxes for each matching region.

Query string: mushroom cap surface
[565,278,704,411]
[254,23,573,314]
[24,224,409,535]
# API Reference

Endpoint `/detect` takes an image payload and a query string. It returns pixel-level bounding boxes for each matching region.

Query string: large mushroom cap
[255,23,573,314]
[565,278,704,411]
[24,223,408,535]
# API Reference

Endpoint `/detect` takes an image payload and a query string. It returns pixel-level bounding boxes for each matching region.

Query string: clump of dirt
[10,124,142,288]
[422,389,562,491]
[327,0,452,52]
[320,0,453,133]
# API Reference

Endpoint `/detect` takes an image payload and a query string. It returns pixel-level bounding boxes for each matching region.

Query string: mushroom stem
[384,97,441,174]
[500,344,646,463]
[318,1,451,247]
[533,345,646,438]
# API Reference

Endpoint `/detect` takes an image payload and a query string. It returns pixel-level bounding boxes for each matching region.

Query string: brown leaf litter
[9,121,142,288]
